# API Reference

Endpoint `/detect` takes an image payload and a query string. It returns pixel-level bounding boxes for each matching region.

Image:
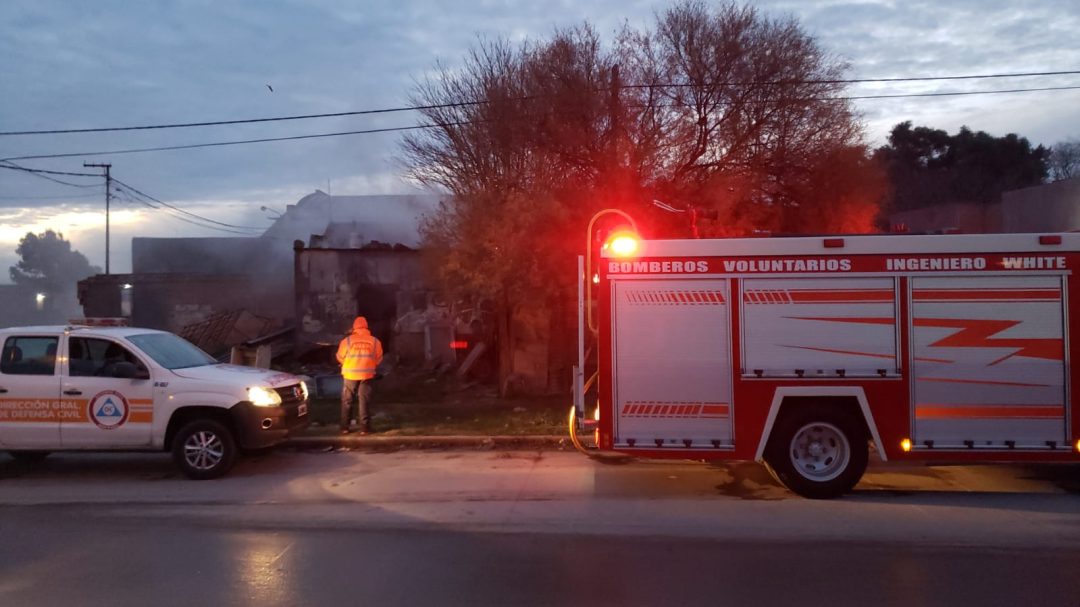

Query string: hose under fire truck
[567,372,598,455]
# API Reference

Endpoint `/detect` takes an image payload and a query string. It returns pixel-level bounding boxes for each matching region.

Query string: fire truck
[572,228,1080,498]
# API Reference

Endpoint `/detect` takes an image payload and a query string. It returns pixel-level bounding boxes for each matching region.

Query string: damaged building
[78,191,444,362]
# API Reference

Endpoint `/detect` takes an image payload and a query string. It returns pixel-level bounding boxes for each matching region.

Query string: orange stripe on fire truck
[622,402,730,418]
[743,289,893,304]
[917,376,1053,388]
[913,288,1060,302]
[915,405,1064,420]
[626,290,725,305]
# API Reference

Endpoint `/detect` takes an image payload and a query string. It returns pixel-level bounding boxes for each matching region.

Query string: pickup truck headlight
[247,386,283,407]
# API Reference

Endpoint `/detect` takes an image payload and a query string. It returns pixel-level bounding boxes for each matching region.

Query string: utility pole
[608,64,628,202]
[84,162,112,274]
[609,63,621,167]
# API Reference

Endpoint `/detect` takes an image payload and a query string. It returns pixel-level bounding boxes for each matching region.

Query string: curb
[284,434,569,450]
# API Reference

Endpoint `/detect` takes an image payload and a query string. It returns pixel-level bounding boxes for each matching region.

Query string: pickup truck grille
[274,383,304,404]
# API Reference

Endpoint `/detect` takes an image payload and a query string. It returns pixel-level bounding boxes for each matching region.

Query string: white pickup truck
[0,324,310,478]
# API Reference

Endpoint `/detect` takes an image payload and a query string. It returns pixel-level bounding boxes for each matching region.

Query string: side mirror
[110,362,140,379]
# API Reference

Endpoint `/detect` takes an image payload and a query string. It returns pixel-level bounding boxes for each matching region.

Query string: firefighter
[336,316,384,434]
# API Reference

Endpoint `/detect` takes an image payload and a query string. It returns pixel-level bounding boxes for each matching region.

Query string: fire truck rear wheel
[765,407,868,499]
[172,419,238,480]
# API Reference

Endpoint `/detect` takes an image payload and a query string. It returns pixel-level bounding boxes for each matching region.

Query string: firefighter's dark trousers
[341,378,373,431]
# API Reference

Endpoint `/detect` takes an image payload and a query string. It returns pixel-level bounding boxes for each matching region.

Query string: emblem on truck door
[88,390,130,430]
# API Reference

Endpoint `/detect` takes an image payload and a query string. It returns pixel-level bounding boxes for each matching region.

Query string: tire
[171,419,237,480]
[764,406,868,499]
[8,450,49,464]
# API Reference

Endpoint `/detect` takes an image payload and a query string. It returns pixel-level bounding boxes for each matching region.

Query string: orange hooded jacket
[336,317,384,380]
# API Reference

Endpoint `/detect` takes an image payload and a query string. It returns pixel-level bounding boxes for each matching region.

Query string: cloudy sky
[1,0,1078,279]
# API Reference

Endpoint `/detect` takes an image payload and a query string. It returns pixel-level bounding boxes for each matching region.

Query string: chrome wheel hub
[183,431,224,471]
[789,422,850,482]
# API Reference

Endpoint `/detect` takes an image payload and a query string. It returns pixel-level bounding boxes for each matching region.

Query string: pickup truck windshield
[127,333,217,370]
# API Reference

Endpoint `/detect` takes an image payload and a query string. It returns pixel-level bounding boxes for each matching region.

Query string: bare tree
[1049,139,1080,181]
[405,28,625,393]
[402,1,882,392]
[628,2,876,235]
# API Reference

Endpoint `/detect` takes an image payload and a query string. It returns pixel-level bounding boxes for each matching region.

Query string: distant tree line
[874,121,1051,213]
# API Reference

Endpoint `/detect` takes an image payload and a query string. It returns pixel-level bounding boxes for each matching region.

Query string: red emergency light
[604,231,641,257]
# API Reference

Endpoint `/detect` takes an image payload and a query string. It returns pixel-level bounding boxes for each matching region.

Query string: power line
[0,160,288,234]
[0,122,459,162]
[0,162,274,234]
[126,200,259,235]
[834,69,1080,84]
[634,85,1080,108]
[623,69,1080,90]
[112,188,262,235]
[841,84,1080,100]
[1,83,1077,164]
[2,162,268,237]
[0,161,102,188]
[0,163,98,177]
[0,192,101,200]
[111,178,265,232]
[112,181,266,232]
[113,179,265,232]
[112,185,264,232]
[1,69,1077,136]
[0,103,486,136]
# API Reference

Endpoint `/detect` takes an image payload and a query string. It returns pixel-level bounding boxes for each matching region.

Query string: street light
[35,292,46,311]
[121,283,133,317]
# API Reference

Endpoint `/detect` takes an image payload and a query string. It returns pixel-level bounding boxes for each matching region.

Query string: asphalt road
[0,449,1078,606]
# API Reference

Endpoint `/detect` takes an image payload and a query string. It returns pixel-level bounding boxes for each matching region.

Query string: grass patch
[304,370,570,436]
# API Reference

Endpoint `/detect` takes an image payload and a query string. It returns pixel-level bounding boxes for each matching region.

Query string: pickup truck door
[0,334,62,448]
[60,337,154,448]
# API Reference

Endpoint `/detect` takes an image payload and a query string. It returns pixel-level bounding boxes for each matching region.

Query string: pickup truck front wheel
[172,419,237,480]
